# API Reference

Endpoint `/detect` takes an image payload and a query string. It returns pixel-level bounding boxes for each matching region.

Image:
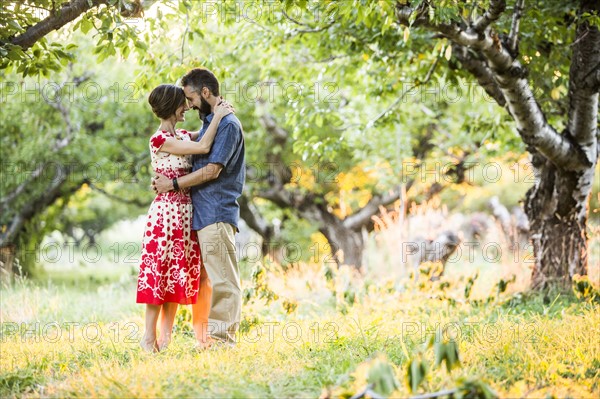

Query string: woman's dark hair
[181,68,220,96]
[148,84,186,119]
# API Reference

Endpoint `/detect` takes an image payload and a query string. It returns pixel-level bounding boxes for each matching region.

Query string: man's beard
[197,97,212,119]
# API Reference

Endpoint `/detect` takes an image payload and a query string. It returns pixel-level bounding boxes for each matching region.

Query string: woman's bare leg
[141,304,160,352]
[158,302,178,350]
[192,267,213,347]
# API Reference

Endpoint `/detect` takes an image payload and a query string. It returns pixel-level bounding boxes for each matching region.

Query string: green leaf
[178,0,189,13]
[122,45,131,58]
[315,114,323,127]
[7,20,23,31]
[367,358,400,397]
[435,341,460,373]
[7,46,25,61]
[135,40,148,50]
[406,357,427,392]
[80,18,93,34]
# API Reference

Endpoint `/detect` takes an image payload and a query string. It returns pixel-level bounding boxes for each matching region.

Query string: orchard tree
[0,0,156,75]
[399,0,599,289]
[2,0,597,289]
[268,0,599,288]
[0,47,155,273]
[0,1,192,274]
[0,0,518,272]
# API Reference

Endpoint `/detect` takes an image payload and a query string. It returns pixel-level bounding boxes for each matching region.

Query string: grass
[1,212,599,398]
[1,262,598,398]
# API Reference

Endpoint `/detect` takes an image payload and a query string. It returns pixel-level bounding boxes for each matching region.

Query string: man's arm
[153,163,223,193]
[153,120,240,193]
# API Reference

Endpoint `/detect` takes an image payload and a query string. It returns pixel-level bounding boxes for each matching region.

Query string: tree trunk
[396,0,599,289]
[320,221,365,269]
[524,0,599,289]
[0,245,16,285]
[525,154,594,289]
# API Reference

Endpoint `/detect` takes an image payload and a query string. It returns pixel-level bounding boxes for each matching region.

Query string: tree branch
[10,0,105,50]
[452,44,507,106]
[239,194,272,238]
[281,8,312,27]
[282,8,335,35]
[395,2,429,27]
[508,0,525,54]
[180,11,189,65]
[1,74,85,220]
[9,0,148,51]
[473,0,507,33]
[88,182,148,207]
[0,164,46,214]
[565,0,600,168]
[258,110,293,185]
[259,111,289,142]
[343,187,402,231]
[0,168,79,246]
[396,3,584,170]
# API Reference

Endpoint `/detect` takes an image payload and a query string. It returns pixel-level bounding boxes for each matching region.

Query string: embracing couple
[135,68,245,352]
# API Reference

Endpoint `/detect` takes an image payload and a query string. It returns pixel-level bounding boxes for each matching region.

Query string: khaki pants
[197,222,241,343]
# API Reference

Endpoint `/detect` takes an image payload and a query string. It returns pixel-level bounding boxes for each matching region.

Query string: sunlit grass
[1,267,598,398]
[2,203,599,398]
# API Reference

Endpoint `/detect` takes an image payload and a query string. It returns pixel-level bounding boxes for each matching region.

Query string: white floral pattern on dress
[136,129,202,305]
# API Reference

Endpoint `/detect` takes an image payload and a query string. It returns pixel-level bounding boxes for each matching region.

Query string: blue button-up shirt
[191,112,245,231]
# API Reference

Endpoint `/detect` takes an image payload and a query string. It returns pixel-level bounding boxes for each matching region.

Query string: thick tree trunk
[525,0,600,289]
[397,0,599,289]
[0,245,16,284]
[525,154,594,289]
[320,220,365,269]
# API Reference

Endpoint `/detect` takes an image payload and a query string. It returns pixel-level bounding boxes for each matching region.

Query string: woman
[136,84,233,352]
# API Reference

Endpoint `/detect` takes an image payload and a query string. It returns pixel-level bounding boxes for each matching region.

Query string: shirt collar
[204,112,214,124]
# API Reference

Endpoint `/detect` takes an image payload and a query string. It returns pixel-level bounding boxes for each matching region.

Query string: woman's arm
[160,102,234,155]
[188,131,199,141]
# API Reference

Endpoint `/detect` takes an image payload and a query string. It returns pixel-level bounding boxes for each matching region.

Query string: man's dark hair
[148,84,186,119]
[181,68,220,96]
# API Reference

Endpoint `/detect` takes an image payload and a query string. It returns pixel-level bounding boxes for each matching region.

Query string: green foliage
[434,339,460,373]
[572,274,600,303]
[57,189,143,245]
[1,0,149,76]
[405,332,467,394]
[282,298,298,314]
[367,356,401,396]
[406,355,428,393]
[172,305,193,336]
[495,274,517,298]
[1,34,153,271]
[243,261,279,305]
[464,272,479,300]
[0,367,41,397]
[238,314,261,334]
[2,0,598,286]
[450,378,499,399]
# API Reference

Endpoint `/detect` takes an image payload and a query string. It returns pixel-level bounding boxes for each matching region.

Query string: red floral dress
[136,129,202,305]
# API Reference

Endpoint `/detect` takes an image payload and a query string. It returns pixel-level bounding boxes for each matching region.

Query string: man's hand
[152,174,174,194]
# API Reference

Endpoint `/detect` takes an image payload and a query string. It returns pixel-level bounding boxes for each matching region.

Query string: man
[154,68,245,345]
